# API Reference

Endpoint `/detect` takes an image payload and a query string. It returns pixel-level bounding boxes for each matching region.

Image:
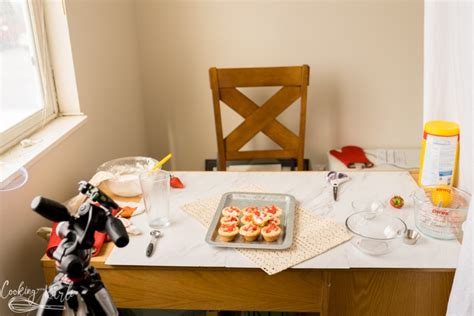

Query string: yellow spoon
[149,153,172,175]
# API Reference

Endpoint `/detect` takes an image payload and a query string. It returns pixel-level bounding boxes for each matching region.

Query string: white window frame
[0,0,58,153]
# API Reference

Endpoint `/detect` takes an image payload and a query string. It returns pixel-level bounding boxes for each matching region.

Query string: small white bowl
[97,156,158,197]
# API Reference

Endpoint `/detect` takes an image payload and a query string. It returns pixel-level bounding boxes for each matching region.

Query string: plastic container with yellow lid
[418,120,460,186]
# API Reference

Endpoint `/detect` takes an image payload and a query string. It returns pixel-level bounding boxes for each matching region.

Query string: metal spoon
[146,230,161,257]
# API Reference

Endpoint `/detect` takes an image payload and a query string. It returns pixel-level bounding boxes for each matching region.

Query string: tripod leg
[74,267,118,316]
[81,287,118,316]
[36,282,66,316]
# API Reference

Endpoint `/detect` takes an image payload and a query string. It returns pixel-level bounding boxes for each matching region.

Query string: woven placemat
[181,188,352,275]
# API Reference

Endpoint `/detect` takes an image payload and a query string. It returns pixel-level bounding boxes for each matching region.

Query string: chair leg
[297,157,304,171]
[217,153,226,171]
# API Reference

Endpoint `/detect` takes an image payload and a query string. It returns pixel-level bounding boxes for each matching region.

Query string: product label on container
[421,134,457,185]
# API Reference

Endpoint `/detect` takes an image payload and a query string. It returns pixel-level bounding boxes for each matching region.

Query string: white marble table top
[106,171,461,270]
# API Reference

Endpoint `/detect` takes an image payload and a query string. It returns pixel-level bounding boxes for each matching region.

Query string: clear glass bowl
[351,198,386,215]
[97,156,158,197]
[345,211,407,255]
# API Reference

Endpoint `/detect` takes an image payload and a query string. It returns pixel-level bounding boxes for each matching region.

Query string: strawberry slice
[227,216,238,222]
[265,224,279,233]
[170,175,185,188]
[243,224,257,232]
[221,224,236,232]
[264,205,277,214]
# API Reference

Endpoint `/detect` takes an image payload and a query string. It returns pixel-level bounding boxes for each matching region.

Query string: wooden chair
[209,65,310,171]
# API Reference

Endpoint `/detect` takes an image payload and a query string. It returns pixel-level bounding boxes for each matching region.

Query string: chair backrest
[209,65,310,171]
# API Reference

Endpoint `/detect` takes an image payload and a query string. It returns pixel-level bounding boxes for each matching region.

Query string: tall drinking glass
[139,170,171,228]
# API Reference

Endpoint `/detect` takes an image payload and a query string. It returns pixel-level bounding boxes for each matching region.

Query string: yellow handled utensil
[149,153,172,174]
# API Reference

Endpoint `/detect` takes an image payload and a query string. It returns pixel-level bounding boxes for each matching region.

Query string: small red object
[330,146,374,168]
[170,176,185,188]
[390,196,404,209]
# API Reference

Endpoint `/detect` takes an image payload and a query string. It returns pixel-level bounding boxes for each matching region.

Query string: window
[0,0,57,152]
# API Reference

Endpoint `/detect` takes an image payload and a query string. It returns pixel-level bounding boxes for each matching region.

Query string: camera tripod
[32,181,129,315]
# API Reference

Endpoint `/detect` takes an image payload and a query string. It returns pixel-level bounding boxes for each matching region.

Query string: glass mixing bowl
[345,211,407,255]
[97,156,158,197]
[413,186,470,240]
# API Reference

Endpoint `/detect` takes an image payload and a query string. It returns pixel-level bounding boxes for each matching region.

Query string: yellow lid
[424,120,460,136]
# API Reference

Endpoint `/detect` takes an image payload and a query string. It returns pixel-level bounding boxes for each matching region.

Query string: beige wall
[136,0,424,170]
[0,0,147,313]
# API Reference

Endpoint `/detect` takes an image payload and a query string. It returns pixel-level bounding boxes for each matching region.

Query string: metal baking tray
[205,192,296,249]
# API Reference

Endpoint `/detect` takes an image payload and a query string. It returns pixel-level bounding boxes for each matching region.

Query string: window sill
[0,115,87,186]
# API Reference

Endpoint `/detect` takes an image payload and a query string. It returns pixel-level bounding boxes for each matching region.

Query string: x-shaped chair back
[209,65,310,171]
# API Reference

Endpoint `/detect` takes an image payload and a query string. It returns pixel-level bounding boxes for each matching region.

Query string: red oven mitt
[46,222,107,258]
[330,146,374,168]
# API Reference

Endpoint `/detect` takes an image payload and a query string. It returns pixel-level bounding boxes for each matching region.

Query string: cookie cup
[218,224,239,242]
[220,215,240,226]
[242,206,260,216]
[261,225,282,242]
[262,205,283,218]
[239,224,261,241]
[222,206,241,217]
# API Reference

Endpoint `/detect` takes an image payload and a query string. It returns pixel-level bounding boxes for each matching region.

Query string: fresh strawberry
[390,195,404,209]
[170,175,185,188]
